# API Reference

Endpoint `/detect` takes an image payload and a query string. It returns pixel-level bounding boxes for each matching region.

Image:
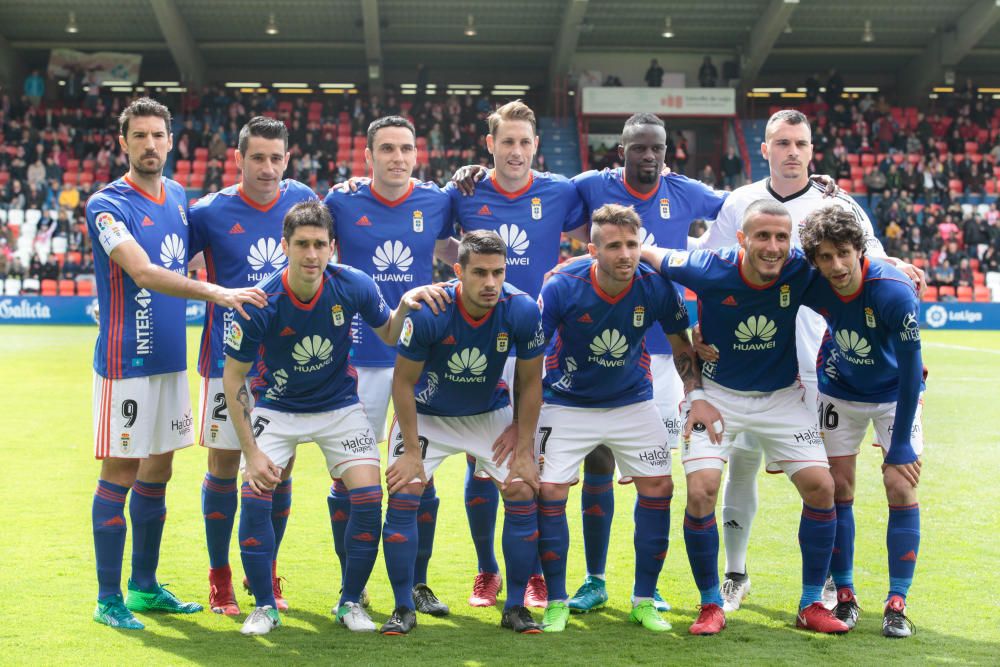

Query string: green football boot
[94,594,145,630]
[542,601,571,633]
[567,575,608,612]
[125,580,203,614]
[629,599,672,632]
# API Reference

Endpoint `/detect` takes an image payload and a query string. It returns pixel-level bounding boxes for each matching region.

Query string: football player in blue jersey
[324,115,457,616]
[535,204,720,634]
[799,206,924,637]
[88,98,265,630]
[223,200,446,635]
[189,116,318,616]
[643,199,851,635]
[445,100,587,609]
[381,230,547,635]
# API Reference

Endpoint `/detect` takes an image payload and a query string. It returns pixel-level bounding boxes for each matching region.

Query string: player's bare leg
[684,468,727,635]
[789,466,847,634]
[568,446,615,612]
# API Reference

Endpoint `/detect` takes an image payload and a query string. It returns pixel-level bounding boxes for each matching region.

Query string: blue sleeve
[396,308,433,362]
[353,271,391,329]
[225,305,267,363]
[654,274,690,335]
[538,278,562,342]
[658,249,709,291]
[570,171,598,226]
[435,192,455,240]
[671,174,728,220]
[884,345,922,465]
[188,197,209,257]
[323,189,340,231]
[560,181,587,232]
[511,295,546,360]
[443,182,463,228]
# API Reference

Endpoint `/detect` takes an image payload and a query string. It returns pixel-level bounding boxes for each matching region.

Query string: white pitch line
[923,342,1000,355]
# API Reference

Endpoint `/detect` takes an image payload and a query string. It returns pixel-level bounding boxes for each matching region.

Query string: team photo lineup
[82,91,928,642]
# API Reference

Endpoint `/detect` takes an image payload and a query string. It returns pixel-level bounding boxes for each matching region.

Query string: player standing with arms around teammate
[189,116,318,615]
[324,115,456,615]
[644,200,850,635]
[445,100,586,608]
[799,206,924,637]
[381,230,547,635]
[88,98,265,630]
[535,204,721,634]
[224,200,446,635]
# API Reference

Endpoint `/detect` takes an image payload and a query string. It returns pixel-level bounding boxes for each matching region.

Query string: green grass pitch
[1,326,998,665]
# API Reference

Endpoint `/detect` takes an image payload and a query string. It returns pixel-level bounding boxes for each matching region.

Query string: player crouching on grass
[382,230,547,635]
[223,200,449,636]
[799,206,924,637]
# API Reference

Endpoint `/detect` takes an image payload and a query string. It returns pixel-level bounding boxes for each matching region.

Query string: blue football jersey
[804,258,923,403]
[658,246,815,392]
[324,181,453,367]
[539,259,689,408]
[189,180,318,378]
[87,176,191,378]
[396,281,545,417]
[446,170,585,297]
[225,265,391,413]
[573,168,727,356]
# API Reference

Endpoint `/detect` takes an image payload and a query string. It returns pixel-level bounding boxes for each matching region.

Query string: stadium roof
[2,0,998,95]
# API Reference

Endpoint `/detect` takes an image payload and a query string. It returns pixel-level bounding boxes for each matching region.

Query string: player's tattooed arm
[223,357,281,492]
[669,333,703,394]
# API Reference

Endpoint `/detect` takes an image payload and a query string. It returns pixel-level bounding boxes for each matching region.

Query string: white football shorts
[92,370,193,459]
[819,392,925,459]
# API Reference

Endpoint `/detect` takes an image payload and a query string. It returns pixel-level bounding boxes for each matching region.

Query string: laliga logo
[159,234,185,270]
[498,224,530,256]
[247,237,286,271]
[924,305,947,329]
[373,240,413,272]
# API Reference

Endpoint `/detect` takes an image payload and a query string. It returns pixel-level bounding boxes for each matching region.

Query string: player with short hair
[189,115,318,616]
[224,200,444,636]
[324,115,456,615]
[799,205,924,637]
[688,109,923,613]
[381,230,547,635]
[445,99,586,608]
[88,97,265,630]
[535,204,720,634]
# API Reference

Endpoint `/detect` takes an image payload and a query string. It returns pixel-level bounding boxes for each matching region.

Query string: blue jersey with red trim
[324,181,453,367]
[658,246,815,392]
[803,258,923,403]
[446,170,585,297]
[86,176,191,379]
[225,265,391,413]
[572,168,726,356]
[396,281,544,417]
[189,180,317,378]
[539,259,689,408]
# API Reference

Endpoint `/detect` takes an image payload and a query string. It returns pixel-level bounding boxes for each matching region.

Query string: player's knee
[635,476,673,498]
[686,481,719,515]
[501,481,533,502]
[207,448,241,478]
[539,483,569,503]
[396,482,424,497]
[882,469,917,506]
[583,445,615,474]
[797,469,835,507]
[137,453,173,483]
[284,455,296,476]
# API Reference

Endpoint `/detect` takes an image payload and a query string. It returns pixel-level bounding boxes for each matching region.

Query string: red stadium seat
[957,286,973,302]
[907,153,921,165]
[953,153,965,162]
[974,286,991,302]
[936,141,948,154]
[194,147,209,161]
[353,136,367,150]
[852,179,866,194]
[970,258,980,271]
[67,251,82,264]
[911,256,927,269]
[41,279,58,296]
[173,172,189,187]
[965,142,979,155]
[62,172,77,185]
[192,160,207,174]
[82,159,96,172]
[922,286,938,301]
[948,179,963,193]
[974,271,986,286]
[850,165,864,180]
[226,147,237,161]
[189,173,206,189]
[222,173,238,187]
[0,171,8,186]
[174,160,191,174]
[837,178,854,193]
[891,154,904,165]
[846,154,859,166]
[66,159,80,171]
[860,153,875,167]
[224,161,239,174]
[79,174,93,188]
[938,285,956,299]
[76,280,93,296]
[58,279,76,296]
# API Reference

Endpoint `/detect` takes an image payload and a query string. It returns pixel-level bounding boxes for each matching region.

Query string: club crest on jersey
[496,332,509,353]
[779,284,791,308]
[332,304,345,326]
[412,210,424,232]
[120,433,131,452]
[865,307,877,328]
[177,205,188,226]
[531,197,542,220]
[633,306,645,327]
[659,198,670,219]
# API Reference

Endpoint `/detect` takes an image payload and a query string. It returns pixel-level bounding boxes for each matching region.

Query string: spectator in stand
[864,168,887,208]
[208,130,227,161]
[644,59,664,87]
[58,182,80,211]
[964,162,986,195]
[24,70,45,108]
[40,256,59,282]
[931,257,956,288]
[885,163,903,191]
[27,158,46,189]
[26,182,45,210]
[720,146,742,189]
[698,164,717,188]
[982,243,1000,273]
[28,253,42,280]
[901,162,922,200]
[0,238,11,278]
[835,156,852,182]
[62,253,81,280]
[0,219,13,248]
[964,215,989,259]
[805,73,821,100]
[8,255,25,281]
[673,132,688,175]
[698,57,718,87]
[4,179,26,210]
[938,216,961,245]
[956,257,975,288]
[907,226,930,258]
